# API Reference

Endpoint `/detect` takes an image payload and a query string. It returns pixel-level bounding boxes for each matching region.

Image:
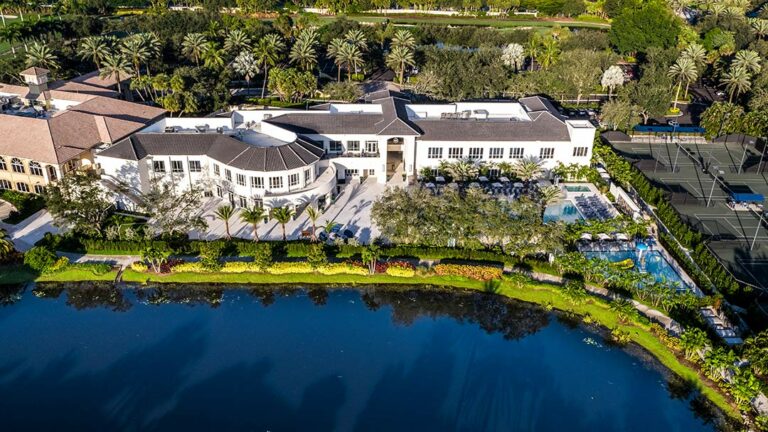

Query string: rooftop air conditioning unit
[461,110,472,120]
[195,124,208,133]
[263,114,272,120]
[216,127,224,134]
[164,126,176,133]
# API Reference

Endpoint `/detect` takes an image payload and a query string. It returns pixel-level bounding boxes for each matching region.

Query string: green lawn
[312,13,610,29]
[0,265,118,284]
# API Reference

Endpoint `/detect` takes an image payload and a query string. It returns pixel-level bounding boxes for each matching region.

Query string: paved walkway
[2,209,59,252]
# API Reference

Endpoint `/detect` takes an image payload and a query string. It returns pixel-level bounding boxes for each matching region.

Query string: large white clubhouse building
[95,90,596,210]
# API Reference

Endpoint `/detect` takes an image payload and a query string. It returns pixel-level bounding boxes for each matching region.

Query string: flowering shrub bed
[266,262,314,274]
[433,264,502,281]
[130,261,148,272]
[318,262,368,275]
[172,261,206,273]
[384,261,416,277]
[220,262,262,273]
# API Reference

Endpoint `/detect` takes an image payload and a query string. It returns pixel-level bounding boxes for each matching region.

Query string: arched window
[0,157,6,171]
[29,161,43,177]
[47,166,57,181]
[11,158,25,174]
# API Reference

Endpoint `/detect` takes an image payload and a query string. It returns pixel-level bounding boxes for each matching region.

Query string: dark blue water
[0,284,723,431]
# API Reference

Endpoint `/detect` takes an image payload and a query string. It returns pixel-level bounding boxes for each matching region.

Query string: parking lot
[608,136,768,290]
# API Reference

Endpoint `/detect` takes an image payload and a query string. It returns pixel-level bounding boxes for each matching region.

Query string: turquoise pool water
[0,286,719,430]
[544,200,584,223]
[565,185,591,192]
[583,250,691,291]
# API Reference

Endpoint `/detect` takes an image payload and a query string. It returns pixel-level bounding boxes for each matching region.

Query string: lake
[0,283,725,431]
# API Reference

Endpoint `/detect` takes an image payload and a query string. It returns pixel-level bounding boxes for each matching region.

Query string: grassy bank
[0,266,118,284]
[122,268,736,419]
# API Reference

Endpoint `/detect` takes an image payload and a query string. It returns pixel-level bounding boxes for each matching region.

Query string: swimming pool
[583,250,691,291]
[544,200,584,223]
[565,185,591,192]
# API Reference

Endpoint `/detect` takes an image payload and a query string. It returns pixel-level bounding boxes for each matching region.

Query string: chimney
[20,67,50,101]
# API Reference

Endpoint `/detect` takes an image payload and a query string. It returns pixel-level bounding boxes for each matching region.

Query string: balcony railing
[322,151,380,159]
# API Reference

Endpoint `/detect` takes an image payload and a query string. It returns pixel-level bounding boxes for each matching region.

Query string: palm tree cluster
[328,29,368,82]
[386,29,416,84]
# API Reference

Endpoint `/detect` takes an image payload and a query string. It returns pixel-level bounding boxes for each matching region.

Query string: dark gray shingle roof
[98,133,323,172]
[413,112,570,142]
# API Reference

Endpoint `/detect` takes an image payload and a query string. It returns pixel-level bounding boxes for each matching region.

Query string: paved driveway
[191,178,385,243]
[3,210,60,252]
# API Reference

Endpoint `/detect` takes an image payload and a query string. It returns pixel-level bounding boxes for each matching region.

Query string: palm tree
[202,42,225,70]
[385,45,414,84]
[271,206,294,241]
[512,157,544,183]
[668,57,697,109]
[321,219,339,239]
[214,204,235,240]
[296,27,319,47]
[181,33,207,66]
[327,38,346,82]
[121,35,149,77]
[733,50,761,76]
[538,185,561,219]
[0,228,15,259]
[240,206,266,242]
[750,18,768,39]
[538,37,559,70]
[289,39,317,72]
[232,51,260,91]
[99,52,131,94]
[140,32,162,77]
[682,42,707,67]
[501,43,525,72]
[361,244,381,275]
[525,35,541,71]
[345,29,367,51]
[77,36,109,68]
[600,65,625,99]
[224,29,251,53]
[391,29,415,50]
[26,42,57,69]
[339,43,363,81]
[444,159,479,182]
[0,23,21,54]
[254,33,284,98]
[609,297,637,324]
[722,66,751,103]
[305,205,321,242]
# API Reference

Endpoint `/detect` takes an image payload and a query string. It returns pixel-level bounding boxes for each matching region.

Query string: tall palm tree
[321,220,339,239]
[224,29,251,53]
[240,206,266,242]
[327,37,346,81]
[254,33,284,98]
[733,50,761,76]
[391,29,415,50]
[121,35,149,77]
[512,157,544,183]
[668,57,697,109]
[289,39,317,72]
[345,29,367,51]
[181,33,207,66]
[214,204,235,240]
[750,18,768,39]
[444,159,479,181]
[296,27,319,47]
[682,42,707,67]
[501,43,525,72]
[26,42,57,69]
[722,66,751,103]
[140,32,162,77]
[538,185,561,219]
[202,42,225,70]
[77,36,109,68]
[386,45,414,84]
[305,205,321,242]
[99,52,131,94]
[538,37,559,70]
[339,43,362,81]
[271,206,294,241]
[232,51,259,91]
[525,35,541,71]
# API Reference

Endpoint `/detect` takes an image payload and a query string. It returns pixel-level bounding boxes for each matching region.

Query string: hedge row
[596,140,742,297]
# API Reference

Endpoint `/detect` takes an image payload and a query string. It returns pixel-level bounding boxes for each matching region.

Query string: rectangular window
[573,147,589,157]
[346,140,360,152]
[510,148,524,159]
[448,147,463,159]
[0,159,6,170]
[236,173,246,186]
[171,160,184,173]
[216,186,223,197]
[11,159,25,173]
[225,169,232,181]
[30,164,43,176]
[16,182,29,192]
[269,176,283,189]
[489,148,503,159]
[540,147,555,159]
[468,148,483,160]
[153,160,165,173]
[329,140,342,152]
[365,140,378,154]
[0,179,10,189]
[34,184,45,194]
[427,147,443,159]
[213,164,220,176]
[250,176,263,188]
[304,168,312,186]
[189,160,202,172]
[238,196,248,208]
[289,173,299,187]
[345,169,359,178]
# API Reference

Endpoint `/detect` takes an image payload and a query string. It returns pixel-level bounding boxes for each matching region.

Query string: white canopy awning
[597,233,611,241]
[615,233,629,241]
[579,233,593,241]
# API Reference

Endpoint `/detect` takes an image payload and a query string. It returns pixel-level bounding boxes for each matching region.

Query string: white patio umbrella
[435,176,445,183]
[615,233,629,241]
[597,233,611,241]
[579,233,593,241]
[478,176,489,182]
[500,177,510,182]
[425,182,435,188]
[513,182,524,188]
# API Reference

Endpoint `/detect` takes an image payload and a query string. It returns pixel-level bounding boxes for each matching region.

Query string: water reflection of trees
[360,288,550,341]
[33,283,132,312]
[0,284,25,306]
[135,286,224,308]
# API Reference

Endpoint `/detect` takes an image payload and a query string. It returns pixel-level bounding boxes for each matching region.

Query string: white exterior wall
[303,133,388,183]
